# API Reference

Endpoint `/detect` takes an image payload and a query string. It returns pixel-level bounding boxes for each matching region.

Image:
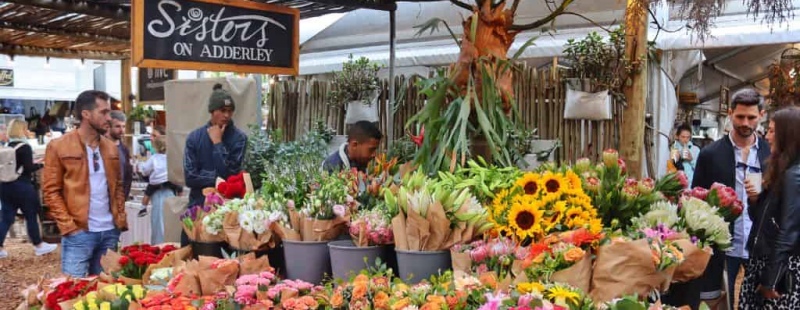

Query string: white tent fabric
[650,50,705,178]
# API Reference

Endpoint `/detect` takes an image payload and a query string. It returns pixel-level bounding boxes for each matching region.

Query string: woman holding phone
[740,107,800,309]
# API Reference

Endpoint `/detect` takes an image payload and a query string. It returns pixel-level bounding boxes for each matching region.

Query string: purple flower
[691,236,699,244]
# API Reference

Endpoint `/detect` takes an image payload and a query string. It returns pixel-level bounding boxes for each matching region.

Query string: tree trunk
[620,0,648,178]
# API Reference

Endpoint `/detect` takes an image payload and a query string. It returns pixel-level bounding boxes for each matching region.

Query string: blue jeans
[61,229,120,277]
[0,180,43,247]
[149,189,174,245]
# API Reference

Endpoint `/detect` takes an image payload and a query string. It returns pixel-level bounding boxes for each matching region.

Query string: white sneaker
[35,242,57,256]
[0,250,7,259]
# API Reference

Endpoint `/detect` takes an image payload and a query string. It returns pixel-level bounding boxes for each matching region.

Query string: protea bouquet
[686,182,743,222]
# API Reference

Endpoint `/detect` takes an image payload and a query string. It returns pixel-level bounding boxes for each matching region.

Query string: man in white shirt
[43,90,127,277]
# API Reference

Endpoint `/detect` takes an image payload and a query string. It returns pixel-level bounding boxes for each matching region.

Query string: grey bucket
[283,240,331,284]
[328,240,387,281]
[395,249,452,283]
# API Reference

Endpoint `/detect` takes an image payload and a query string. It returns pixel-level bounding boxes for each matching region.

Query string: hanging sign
[138,68,174,103]
[0,69,13,87]
[132,0,299,75]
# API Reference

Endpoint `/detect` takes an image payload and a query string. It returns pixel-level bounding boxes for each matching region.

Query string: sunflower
[565,170,583,190]
[565,207,584,225]
[546,201,568,231]
[545,285,581,307]
[515,173,542,196]
[540,172,567,197]
[508,200,544,240]
[491,189,511,221]
[588,218,603,235]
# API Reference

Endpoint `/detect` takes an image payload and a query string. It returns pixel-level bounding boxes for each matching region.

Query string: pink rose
[470,246,490,263]
[691,187,709,200]
[333,204,346,217]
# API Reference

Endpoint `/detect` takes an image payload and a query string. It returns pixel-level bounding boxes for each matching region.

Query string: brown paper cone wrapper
[57,297,80,310]
[98,272,116,284]
[100,249,123,274]
[512,260,529,285]
[425,202,449,251]
[391,215,409,251]
[672,240,712,283]
[405,207,431,251]
[659,265,678,292]
[300,217,347,242]
[550,253,592,293]
[142,246,193,285]
[198,257,240,296]
[119,275,144,285]
[223,211,244,250]
[451,251,472,275]
[590,239,666,303]
[351,222,370,247]
[239,253,272,276]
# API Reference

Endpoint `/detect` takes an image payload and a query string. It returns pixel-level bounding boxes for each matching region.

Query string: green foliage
[562,28,634,102]
[386,136,417,164]
[128,105,156,122]
[327,55,382,107]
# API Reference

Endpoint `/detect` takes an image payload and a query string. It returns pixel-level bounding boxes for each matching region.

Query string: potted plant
[327,55,382,125]
[128,105,156,134]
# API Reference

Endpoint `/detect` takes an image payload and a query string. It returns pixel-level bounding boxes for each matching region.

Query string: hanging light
[44,56,51,69]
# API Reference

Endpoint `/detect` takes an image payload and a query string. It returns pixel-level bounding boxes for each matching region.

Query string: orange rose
[391,297,411,310]
[330,291,345,308]
[352,282,368,300]
[479,272,498,289]
[426,295,446,305]
[563,247,586,263]
[374,291,390,309]
[371,276,390,290]
[354,274,369,284]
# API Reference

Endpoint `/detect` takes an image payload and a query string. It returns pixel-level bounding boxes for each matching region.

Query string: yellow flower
[516,173,542,196]
[565,170,583,190]
[100,302,111,310]
[86,291,98,303]
[588,218,603,235]
[491,189,511,225]
[546,285,581,307]
[565,207,583,226]
[541,172,566,196]
[73,303,86,310]
[88,303,99,310]
[517,282,546,294]
[133,285,145,300]
[547,201,568,230]
[508,199,544,240]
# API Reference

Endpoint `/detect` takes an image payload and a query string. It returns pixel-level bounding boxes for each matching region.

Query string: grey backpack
[0,143,26,183]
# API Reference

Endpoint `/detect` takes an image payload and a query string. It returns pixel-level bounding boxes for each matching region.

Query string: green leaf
[513,36,539,60]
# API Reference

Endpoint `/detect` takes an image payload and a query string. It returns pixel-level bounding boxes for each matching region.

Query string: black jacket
[750,164,800,292]
[7,141,42,182]
[691,135,770,190]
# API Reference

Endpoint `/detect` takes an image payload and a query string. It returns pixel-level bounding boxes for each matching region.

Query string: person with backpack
[0,119,57,258]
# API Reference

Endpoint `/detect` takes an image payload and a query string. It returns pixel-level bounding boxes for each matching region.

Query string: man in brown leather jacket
[43,90,127,277]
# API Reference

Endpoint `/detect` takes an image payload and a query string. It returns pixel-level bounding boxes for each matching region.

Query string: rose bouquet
[686,182,743,222]
[233,268,279,307]
[680,196,732,250]
[219,194,281,251]
[116,244,178,281]
[275,171,355,242]
[265,279,323,309]
[44,278,98,310]
[320,269,393,309]
[451,238,528,286]
[489,169,602,243]
[522,232,594,292]
[71,283,146,310]
[349,207,394,247]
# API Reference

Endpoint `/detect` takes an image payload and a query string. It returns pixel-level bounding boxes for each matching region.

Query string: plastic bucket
[283,240,331,284]
[395,250,452,283]
[190,241,227,259]
[328,240,386,281]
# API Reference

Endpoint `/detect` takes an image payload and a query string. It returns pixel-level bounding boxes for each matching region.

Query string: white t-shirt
[139,153,168,185]
[87,145,114,232]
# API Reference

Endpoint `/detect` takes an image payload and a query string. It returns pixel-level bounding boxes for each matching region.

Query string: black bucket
[190,240,227,259]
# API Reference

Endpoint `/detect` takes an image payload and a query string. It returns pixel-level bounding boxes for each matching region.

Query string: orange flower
[300,296,319,308]
[563,247,586,263]
[373,291,390,309]
[371,276,390,290]
[479,272,498,289]
[352,282,368,300]
[330,290,345,308]
[427,295,446,305]
[391,297,411,310]
[446,292,465,309]
[353,274,369,285]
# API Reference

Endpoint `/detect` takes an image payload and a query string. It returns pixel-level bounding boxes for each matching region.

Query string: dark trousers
[0,180,42,247]
[663,250,745,309]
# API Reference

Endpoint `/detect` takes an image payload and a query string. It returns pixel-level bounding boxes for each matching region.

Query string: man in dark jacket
[663,88,770,309]
[184,83,247,209]
[108,110,132,200]
[322,121,381,173]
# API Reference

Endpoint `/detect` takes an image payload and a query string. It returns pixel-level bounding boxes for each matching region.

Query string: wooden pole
[620,0,648,177]
[121,58,133,151]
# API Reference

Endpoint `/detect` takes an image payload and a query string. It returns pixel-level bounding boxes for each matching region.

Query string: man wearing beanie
[183,83,247,220]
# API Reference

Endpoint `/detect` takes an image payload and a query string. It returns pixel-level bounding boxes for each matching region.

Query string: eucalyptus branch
[510,0,574,31]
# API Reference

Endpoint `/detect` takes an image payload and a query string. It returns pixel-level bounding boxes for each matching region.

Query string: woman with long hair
[740,106,800,309]
[0,119,57,258]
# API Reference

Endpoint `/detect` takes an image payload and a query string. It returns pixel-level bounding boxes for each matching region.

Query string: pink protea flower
[602,149,619,168]
[638,178,655,194]
[691,187,710,200]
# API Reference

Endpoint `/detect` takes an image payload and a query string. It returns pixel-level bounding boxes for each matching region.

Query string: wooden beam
[121,58,134,152]
[0,43,128,60]
[619,0,648,178]
[0,20,129,43]
[1,0,130,22]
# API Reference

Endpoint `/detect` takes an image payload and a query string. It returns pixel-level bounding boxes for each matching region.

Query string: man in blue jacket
[183,83,247,218]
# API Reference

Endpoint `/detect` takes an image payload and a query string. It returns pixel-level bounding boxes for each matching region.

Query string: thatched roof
[0,0,395,60]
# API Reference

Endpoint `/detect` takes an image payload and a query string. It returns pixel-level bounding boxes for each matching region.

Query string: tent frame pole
[386,9,396,149]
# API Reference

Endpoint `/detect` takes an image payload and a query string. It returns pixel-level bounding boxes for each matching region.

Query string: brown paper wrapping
[672,239,713,283]
[57,297,80,310]
[351,222,371,247]
[171,261,202,296]
[590,239,669,303]
[424,203,449,251]
[223,212,276,251]
[405,206,430,250]
[100,249,123,275]
[118,276,143,285]
[391,214,409,250]
[550,253,592,293]
[451,251,472,275]
[142,246,193,285]
[300,217,348,242]
[238,253,272,276]
[197,256,240,296]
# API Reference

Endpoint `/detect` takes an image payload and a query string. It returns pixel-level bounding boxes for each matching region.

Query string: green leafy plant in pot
[328,55,382,125]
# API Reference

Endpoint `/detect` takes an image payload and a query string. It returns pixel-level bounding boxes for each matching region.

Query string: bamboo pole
[620,0,649,177]
[121,58,133,151]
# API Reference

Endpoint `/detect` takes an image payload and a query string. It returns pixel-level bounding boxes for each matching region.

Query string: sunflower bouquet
[488,169,602,243]
[522,232,594,293]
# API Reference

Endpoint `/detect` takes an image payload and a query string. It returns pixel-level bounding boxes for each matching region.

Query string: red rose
[162,245,178,252]
[119,256,130,265]
[134,258,147,266]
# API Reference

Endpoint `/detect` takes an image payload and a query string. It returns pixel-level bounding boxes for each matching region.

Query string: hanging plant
[562,28,635,103]
[327,55,382,107]
[128,105,156,122]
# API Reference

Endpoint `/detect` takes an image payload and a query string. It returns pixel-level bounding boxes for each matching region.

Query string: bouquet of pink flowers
[233,268,279,306]
[349,208,394,247]
[686,182,743,222]
[451,238,528,281]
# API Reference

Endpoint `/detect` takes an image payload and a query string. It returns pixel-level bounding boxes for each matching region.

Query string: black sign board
[0,69,12,87]
[132,0,299,75]
[138,68,174,103]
